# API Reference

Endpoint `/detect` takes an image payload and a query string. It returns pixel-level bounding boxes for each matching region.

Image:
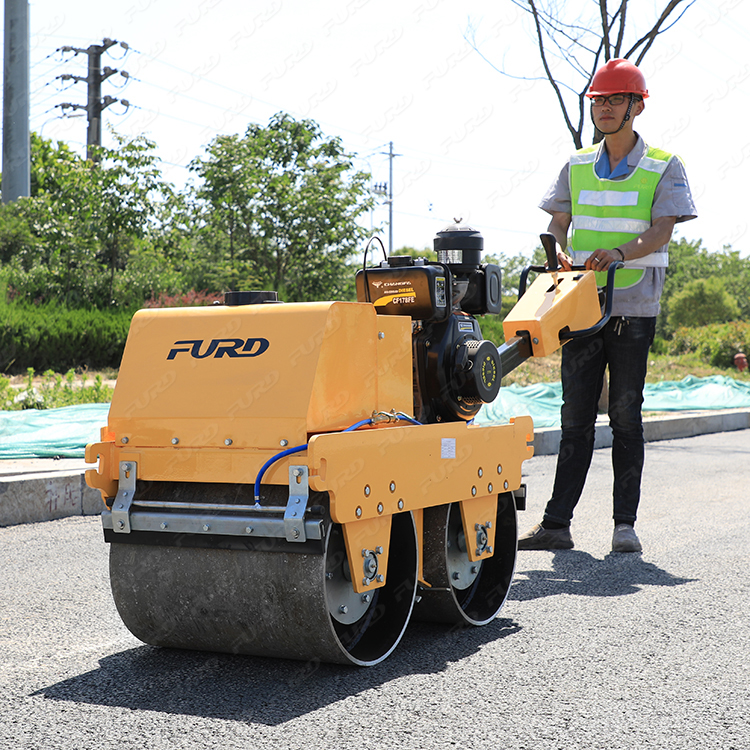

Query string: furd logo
[167,338,270,360]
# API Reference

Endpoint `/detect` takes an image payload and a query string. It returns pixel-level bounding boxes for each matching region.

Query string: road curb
[532,408,750,455]
[2,409,749,527]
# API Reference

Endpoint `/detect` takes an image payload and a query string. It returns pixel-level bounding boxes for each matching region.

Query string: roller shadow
[33,616,521,724]
[510,549,696,601]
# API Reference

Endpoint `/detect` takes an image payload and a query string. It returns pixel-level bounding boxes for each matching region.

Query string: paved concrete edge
[532,408,750,456]
[2,409,749,527]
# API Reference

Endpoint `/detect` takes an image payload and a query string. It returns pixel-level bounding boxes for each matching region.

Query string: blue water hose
[252,414,423,502]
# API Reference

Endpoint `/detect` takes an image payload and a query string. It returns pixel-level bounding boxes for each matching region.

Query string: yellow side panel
[503,270,601,357]
[375,316,413,416]
[308,417,534,524]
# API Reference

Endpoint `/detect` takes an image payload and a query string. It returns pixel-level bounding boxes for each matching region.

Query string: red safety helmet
[587,58,649,99]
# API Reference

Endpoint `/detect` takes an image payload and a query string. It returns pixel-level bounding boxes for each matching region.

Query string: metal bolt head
[389,481,396,492]
[364,485,371,497]
[117,520,124,529]
[361,593,371,603]
[478,468,483,478]
[398,499,404,510]
[488,483,493,493]
[339,605,348,614]
[224,438,233,446]
[452,572,461,581]
[471,486,477,496]
[160,522,167,530]
[202,524,210,532]
[504,480,509,490]
[471,565,479,574]
[497,464,503,474]
[280,439,288,447]
[376,574,384,583]
[171,438,179,445]
[245,527,253,534]
[356,506,362,518]
[375,546,383,555]
[121,437,129,444]
[378,331,385,339]
[377,503,384,514]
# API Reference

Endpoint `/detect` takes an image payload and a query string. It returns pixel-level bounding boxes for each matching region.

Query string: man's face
[591,93,644,135]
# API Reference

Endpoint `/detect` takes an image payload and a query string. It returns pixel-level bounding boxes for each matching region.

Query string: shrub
[667,277,740,331]
[668,321,750,368]
[0,299,132,374]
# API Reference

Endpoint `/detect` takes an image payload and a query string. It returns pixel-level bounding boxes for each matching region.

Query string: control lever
[540,232,558,271]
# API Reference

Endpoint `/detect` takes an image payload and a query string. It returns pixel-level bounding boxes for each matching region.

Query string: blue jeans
[543,316,656,527]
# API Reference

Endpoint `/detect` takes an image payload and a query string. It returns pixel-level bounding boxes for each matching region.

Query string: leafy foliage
[667,322,750,369]
[0,297,131,374]
[1,367,114,410]
[189,113,374,301]
[659,238,750,337]
[667,277,739,331]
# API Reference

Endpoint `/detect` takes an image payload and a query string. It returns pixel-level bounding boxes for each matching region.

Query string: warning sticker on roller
[441,438,456,459]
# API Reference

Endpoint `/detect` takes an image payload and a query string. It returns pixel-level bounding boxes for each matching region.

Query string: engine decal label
[373,287,417,306]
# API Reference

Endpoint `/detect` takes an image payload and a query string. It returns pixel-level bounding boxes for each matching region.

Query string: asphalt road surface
[1,430,749,750]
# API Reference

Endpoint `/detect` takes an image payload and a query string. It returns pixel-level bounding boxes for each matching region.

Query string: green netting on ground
[0,403,110,459]
[477,375,750,428]
[1,375,749,459]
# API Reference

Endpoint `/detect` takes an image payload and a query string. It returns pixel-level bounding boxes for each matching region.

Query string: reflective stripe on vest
[569,144,672,289]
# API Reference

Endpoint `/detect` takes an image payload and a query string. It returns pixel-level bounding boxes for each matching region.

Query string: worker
[518,58,697,553]
[734,352,748,373]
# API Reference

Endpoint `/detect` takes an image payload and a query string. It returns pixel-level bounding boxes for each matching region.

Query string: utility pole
[2,0,31,203]
[375,142,399,254]
[58,38,129,161]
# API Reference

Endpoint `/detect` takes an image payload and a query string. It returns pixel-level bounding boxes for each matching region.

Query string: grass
[2,367,116,410]
[497,350,750,387]
[1,350,747,411]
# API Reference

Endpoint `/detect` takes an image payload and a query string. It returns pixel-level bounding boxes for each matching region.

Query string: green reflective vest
[569,144,672,289]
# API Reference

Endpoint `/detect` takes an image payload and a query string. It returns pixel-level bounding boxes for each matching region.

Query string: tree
[468,0,695,148]
[658,238,750,336]
[88,132,166,302]
[189,113,374,301]
[667,277,740,331]
[0,131,174,308]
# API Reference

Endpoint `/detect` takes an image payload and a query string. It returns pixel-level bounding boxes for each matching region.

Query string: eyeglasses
[590,94,630,107]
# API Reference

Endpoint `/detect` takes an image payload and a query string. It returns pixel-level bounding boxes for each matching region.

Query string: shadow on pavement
[510,549,696,601]
[33,617,521,724]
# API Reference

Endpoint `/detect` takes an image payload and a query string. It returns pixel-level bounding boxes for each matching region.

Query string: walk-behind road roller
[86,225,618,666]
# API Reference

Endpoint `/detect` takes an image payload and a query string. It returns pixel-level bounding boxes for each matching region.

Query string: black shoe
[517,523,574,550]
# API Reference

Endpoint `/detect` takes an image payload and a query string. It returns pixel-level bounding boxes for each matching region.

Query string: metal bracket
[111,461,137,534]
[284,465,310,542]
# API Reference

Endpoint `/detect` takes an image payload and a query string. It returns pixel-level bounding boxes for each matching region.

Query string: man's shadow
[510,549,695,601]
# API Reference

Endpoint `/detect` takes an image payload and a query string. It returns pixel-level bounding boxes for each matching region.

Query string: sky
[12,0,750,263]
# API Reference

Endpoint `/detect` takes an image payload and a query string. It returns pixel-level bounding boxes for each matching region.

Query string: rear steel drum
[414,494,517,625]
